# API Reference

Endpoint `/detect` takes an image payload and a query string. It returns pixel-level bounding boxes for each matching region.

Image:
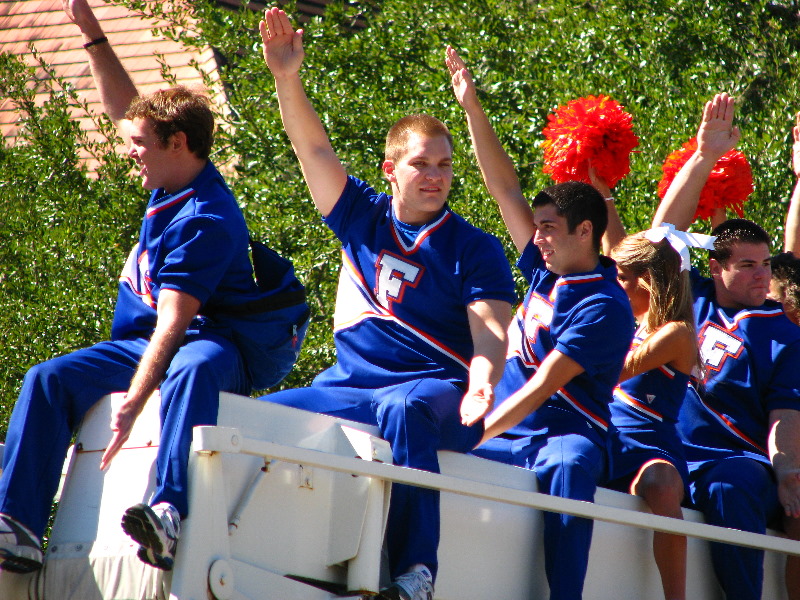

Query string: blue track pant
[473,420,606,600]
[262,378,482,581]
[689,457,781,600]
[0,332,248,538]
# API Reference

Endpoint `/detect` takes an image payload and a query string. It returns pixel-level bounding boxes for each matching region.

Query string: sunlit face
[127,117,173,192]
[383,132,453,225]
[710,242,771,309]
[533,203,591,275]
[616,264,650,319]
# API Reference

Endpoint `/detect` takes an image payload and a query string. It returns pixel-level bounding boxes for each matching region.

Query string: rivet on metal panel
[299,464,313,489]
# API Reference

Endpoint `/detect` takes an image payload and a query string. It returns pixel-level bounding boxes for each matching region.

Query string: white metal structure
[0,391,795,599]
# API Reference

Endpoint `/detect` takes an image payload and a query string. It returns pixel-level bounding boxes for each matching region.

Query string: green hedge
[2,0,799,434]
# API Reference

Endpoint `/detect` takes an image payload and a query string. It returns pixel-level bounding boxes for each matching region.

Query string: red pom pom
[541,95,639,187]
[657,138,754,221]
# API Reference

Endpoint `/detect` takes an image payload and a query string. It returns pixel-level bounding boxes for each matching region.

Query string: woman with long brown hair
[607,231,704,600]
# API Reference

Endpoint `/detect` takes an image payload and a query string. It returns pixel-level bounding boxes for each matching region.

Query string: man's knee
[375,380,443,421]
[534,438,603,501]
[24,355,71,385]
[703,459,774,500]
[694,459,777,530]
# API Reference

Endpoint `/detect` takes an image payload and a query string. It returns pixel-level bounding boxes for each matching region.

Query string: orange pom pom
[541,95,639,187]
[657,138,754,221]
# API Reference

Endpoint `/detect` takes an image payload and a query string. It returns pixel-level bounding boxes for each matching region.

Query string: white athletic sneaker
[379,565,434,600]
[0,513,43,573]
[121,502,180,571]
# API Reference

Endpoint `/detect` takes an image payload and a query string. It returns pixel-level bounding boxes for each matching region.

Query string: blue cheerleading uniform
[473,240,633,600]
[678,269,800,600]
[262,176,516,581]
[0,161,302,538]
[607,327,690,490]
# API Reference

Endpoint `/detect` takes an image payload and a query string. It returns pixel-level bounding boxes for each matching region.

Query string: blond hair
[611,234,701,370]
[384,114,453,162]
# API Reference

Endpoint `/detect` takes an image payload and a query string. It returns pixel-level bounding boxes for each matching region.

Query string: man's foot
[121,502,180,571]
[0,513,43,573]
[379,565,434,600]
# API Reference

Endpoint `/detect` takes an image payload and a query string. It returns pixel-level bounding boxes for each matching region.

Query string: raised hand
[696,92,740,160]
[61,0,103,38]
[62,0,90,25]
[260,7,304,78]
[445,45,478,110]
[792,112,800,178]
[588,162,612,198]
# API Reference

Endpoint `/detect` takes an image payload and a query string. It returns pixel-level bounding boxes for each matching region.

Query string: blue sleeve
[516,238,544,285]
[765,339,800,413]
[690,267,714,297]
[461,234,517,306]
[156,215,235,305]
[555,297,633,377]
[323,176,383,241]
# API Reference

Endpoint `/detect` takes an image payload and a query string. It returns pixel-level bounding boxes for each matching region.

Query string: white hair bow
[643,223,717,271]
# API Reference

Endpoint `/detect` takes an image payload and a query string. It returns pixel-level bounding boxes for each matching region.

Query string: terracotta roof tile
[0,0,221,166]
[1,0,359,169]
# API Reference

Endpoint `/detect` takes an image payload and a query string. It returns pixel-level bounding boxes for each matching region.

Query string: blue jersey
[313,176,516,389]
[612,328,691,427]
[678,270,800,469]
[494,240,634,438]
[608,329,690,485]
[111,160,259,341]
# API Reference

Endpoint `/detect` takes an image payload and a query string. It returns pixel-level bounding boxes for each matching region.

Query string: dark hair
[531,181,607,250]
[385,114,453,162]
[709,218,771,264]
[771,252,800,314]
[125,86,215,160]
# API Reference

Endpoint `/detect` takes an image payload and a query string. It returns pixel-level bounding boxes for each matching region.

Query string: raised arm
[460,299,513,426]
[260,8,346,217]
[62,0,138,141]
[784,112,800,255]
[652,93,740,231]
[590,165,625,254]
[445,46,534,253]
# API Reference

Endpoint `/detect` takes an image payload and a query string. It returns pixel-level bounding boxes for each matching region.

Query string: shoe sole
[0,549,42,574]
[121,504,174,571]
[376,587,405,600]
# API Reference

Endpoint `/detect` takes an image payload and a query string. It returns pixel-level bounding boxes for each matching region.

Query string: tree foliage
[0,51,141,435]
[2,0,800,431]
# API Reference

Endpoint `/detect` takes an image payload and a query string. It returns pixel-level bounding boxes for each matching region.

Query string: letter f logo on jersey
[698,322,744,376]
[375,251,425,309]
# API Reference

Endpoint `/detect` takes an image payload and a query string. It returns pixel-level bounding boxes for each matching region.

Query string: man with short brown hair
[0,0,307,574]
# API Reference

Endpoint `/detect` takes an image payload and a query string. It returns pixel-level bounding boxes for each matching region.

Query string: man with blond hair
[259,8,515,600]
